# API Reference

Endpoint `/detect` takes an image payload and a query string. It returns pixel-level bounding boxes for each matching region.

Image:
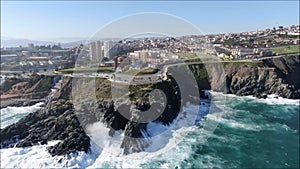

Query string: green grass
[175,52,216,61]
[54,66,114,74]
[122,68,158,76]
[184,60,264,68]
[0,78,23,92]
[194,68,209,80]
[128,84,153,102]
[221,61,264,67]
[25,76,52,93]
[175,52,197,59]
[95,78,112,99]
[271,45,300,55]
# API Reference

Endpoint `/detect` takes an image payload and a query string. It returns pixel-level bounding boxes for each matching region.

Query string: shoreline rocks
[188,55,300,99]
[0,76,187,156]
[0,99,90,156]
[0,55,299,157]
[0,98,45,109]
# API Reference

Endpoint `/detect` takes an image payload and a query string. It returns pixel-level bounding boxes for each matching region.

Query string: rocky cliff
[0,74,56,108]
[1,55,299,157]
[188,55,300,99]
[0,76,186,156]
[0,99,90,156]
[1,73,54,98]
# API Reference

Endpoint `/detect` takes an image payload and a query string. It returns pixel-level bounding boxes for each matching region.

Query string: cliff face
[263,55,300,89]
[1,55,299,157]
[0,74,55,108]
[189,55,300,99]
[1,74,54,98]
[73,77,183,155]
[0,99,90,156]
[0,76,185,156]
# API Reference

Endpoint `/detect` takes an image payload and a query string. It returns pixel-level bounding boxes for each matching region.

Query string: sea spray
[0,102,45,129]
[0,93,299,168]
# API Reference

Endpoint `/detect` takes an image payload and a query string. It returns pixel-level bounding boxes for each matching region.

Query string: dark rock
[262,94,268,99]
[2,55,299,157]
[188,55,300,99]
[121,122,150,155]
[52,76,72,101]
[0,100,90,156]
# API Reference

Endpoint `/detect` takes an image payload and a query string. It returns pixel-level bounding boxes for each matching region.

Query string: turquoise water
[141,96,299,168]
[0,94,299,168]
[0,102,45,129]
[0,77,4,86]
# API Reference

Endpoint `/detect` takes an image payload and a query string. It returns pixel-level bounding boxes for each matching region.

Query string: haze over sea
[1,92,299,168]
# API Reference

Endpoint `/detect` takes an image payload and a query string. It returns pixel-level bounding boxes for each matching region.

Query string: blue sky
[1,1,299,41]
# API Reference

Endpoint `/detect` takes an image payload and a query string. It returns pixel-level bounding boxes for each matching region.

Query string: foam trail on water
[1,92,298,168]
[86,102,209,168]
[209,91,300,105]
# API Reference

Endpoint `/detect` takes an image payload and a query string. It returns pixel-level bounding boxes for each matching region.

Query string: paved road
[108,71,163,85]
[2,54,298,82]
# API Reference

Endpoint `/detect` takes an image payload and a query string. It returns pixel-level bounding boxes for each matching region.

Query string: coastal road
[2,54,298,83]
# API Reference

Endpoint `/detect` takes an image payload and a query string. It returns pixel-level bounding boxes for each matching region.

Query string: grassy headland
[54,66,114,74]
[271,44,300,55]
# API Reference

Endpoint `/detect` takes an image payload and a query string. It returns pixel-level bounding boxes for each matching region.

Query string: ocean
[0,76,5,86]
[0,92,299,168]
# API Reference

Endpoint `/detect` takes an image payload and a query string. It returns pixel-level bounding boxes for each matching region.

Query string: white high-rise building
[96,41,103,61]
[89,42,97,62]
[103,41,116,58]
[89,41,103,62]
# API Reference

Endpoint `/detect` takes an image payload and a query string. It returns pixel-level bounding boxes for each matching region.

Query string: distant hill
[61,40,87,48]
[1,36,131,48]
[0,36,89,48]
[1,37,55,48]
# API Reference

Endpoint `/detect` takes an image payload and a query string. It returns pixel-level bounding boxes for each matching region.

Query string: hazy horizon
[1,1,299,41]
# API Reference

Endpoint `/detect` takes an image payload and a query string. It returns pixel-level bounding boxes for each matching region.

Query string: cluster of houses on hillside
[127,50,179,68]
[99,49,179,72]
[1,43,77,71]
[214,44,275,60]
[2,25,299,72]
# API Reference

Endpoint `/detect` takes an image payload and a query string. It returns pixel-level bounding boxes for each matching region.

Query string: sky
[1,1,299,41]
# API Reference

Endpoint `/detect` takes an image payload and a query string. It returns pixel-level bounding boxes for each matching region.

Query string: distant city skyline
[1,1,299,41]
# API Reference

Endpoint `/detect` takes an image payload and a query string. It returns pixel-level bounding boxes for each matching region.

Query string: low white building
[231,47,253,57]
[1,54,20,63]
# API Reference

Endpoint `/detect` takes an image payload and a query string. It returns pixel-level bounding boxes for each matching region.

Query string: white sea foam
[208,90,300,105]
[48,79,62,100]
[3,91,296,168]
[0,140,101,168]
[0,102,45,129]
[205,91,299,133]
[86,102,206,168]
[259,94,300,105]
[207,113,261,131]
[0,141,62,168]
[0,101,209,168]
[0,76,5,85]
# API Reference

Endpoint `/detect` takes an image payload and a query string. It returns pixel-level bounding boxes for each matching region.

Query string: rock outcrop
[1,55,299,157]
[1,73,54,98]
[189,55,300,99]
[0,76,185,156]
[0,99,90,156]
[0,74,55,108]
[73,77,183,154]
